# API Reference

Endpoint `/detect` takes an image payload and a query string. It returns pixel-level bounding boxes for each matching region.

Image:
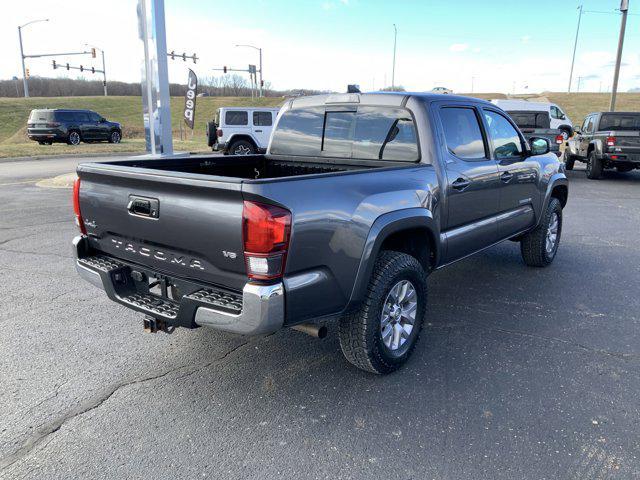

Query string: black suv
[27,109,122,146]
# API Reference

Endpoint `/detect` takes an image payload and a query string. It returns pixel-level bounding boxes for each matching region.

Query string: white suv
[207,107,281,155]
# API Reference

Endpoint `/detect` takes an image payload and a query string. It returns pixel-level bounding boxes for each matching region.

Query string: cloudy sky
[3,0,640,94]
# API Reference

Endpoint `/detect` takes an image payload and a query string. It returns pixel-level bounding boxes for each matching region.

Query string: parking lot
[0,156,639,479]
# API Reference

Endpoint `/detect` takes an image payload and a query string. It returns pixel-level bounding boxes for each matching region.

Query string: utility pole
[18,18,49,97]
[568,5,583,93]
[610,0,629,111]
[391,24,397,89]
[471,76,475,93]
[236,44,263,97]
[86,44,108,96]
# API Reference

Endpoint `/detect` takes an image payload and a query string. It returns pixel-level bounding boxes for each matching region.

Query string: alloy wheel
[546,212,559,254]
[380,280,418,351]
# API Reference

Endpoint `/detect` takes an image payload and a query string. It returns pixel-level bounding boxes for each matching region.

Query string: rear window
[253,111,273,126]
[28,110,54,122]
[270,106,419,161]
[599,114,640,131]
[508,111,550,129]
[55,111,87,122]
[225,111,248,125]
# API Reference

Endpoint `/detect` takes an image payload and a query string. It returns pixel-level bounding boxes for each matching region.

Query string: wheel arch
[346,209,439,311]
[227,134,258,149]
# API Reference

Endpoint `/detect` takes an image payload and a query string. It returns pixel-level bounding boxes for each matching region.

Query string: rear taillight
[555,134,564,144]
[73,177,87,235]
[242,201,291,280]
[217,128,223,137]
[607,136,616,147]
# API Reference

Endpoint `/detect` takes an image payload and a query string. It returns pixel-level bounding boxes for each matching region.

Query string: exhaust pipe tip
[291,323,327,339]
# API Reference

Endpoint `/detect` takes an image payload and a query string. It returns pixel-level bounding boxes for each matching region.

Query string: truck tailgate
[77,165,247,291]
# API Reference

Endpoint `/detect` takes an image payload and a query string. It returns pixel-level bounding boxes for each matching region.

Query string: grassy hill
[0,96,284,158]
[0,93,639,159]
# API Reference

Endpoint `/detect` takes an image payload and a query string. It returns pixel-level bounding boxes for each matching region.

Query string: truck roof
[287,91,492,109]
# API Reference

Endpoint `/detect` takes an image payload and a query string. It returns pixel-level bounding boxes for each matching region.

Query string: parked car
[27,109,122,146]
[72,92,567,374]
[490,99,573,139]
[431,87,453,94]
[564,111,640,178]
[506,110,564,156]
[206,107,281,155]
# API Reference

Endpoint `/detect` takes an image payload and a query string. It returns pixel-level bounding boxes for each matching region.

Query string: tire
[108,130,121,144]
[559,127,572,140]
[563,151,575,170]
[38,141,46,145]
[338,251,428,374]
[228,139,255,155]
[586,151,603,179]
[520,197,562,267]
[206,122,217,147]
[67,130,81,146]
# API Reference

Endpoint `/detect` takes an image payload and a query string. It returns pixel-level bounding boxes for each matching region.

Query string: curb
[0,150,143,164]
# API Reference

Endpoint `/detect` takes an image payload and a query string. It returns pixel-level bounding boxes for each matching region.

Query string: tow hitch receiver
[143,315,175,334]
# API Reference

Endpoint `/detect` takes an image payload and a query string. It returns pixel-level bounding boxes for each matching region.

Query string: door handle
[501,171,514,183]
[254,129,263,133]
[451,178,471,191]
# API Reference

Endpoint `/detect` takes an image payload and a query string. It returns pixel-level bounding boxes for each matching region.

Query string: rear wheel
[586,151,603,179]
[520,197,562,267]
[228,139,255,155]
[338,251,428,374]
[67,131,81,146]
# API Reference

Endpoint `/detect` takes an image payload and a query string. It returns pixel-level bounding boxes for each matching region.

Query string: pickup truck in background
[206,106,281,155]
[506,110,564,157]
[564,111,640,179]
[73,93,568,374]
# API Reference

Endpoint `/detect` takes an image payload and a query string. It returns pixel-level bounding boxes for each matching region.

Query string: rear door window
[438,107,487,159]
[75,112,91,122]
[253,111,273,126]
[225,111,248,126]
[483,110,524,159]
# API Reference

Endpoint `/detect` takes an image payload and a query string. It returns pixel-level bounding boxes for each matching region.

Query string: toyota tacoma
[73,92,568,374]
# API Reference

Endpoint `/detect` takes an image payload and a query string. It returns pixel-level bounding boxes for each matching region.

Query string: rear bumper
[27,130,66,141]
[72,236,284,335]
[603,153,640,164]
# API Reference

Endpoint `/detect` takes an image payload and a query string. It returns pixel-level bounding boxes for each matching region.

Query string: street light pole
[568,5,583,93]
[235,44,263,97]
[17,19,49,98]
[391,24,397,89]
[86,44,108,96]
[609,0,629,111]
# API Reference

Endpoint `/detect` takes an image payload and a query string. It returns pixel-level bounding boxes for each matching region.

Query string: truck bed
[100,154,374,181]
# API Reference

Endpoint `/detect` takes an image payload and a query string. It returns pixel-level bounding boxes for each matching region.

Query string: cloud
[521,35,531,43]
[449,43,469,53]
[472,47,481,53]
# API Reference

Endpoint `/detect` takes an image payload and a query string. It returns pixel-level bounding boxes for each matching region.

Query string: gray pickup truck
[73,93,568,374]
[565,111,640,178]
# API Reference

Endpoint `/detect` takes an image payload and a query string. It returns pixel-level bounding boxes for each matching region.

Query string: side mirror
[529,137,550,155]
[99,117,106,123]
[574,128,582,135]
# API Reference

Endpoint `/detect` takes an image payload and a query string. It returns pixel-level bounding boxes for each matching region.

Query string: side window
[253,111,272,127]
[323,111,355,156]
[581,116,590,132]
[88,112,101,122]
[438,107,486,159]
[269,107,324,156]
[586,116,595,133]
[225,111,248,126]
[550,106,560,119]
[352,106,419,161]
[483,110,524,159]
[75,112,91,122]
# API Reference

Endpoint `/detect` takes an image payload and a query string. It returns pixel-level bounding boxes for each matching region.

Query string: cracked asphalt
[1,156,639,479]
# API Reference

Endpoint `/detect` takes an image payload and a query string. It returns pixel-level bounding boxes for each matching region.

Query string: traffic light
[223,66,227,74]
[91,48,96,58]
[66,63,70,71]
[182,53,186,61]
[193,53,197,64]
[25,68,30,78]
[260,80,264,87]
[170,50,175,60]
[91,67,95,74]
[80,65,84,72]
[52,60,57,69]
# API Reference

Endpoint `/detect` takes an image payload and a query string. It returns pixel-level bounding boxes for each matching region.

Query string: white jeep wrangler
[207,107,281,155]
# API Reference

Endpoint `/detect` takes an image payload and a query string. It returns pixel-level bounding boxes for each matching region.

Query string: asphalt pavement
[0,156,638,479]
